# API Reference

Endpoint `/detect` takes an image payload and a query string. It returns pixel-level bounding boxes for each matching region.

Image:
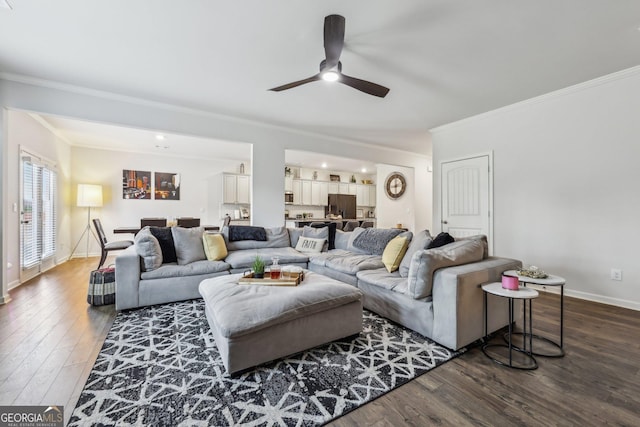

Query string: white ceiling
[2,1,640,154]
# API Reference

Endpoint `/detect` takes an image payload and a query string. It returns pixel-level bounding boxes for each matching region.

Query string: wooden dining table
[114,225,220,235]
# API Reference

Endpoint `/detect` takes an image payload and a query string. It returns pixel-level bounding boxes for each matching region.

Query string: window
[20,151,57,275]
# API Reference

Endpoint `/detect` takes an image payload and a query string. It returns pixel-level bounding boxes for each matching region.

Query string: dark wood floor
[1,258,639,426]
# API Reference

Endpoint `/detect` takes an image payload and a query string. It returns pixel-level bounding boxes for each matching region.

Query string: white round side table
[482,282,539,370]
[503,270,566,357]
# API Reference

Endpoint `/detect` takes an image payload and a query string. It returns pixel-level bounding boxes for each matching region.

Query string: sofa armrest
[430,257,522,350]
[115,245,142,310]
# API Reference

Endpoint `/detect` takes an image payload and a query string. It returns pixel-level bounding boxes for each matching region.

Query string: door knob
[442,220,448,224]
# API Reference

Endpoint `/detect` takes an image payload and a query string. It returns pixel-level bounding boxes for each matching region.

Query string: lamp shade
[77,184,103,207]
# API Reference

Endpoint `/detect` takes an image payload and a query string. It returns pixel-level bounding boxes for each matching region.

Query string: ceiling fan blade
[339,73,390,98]
[324,14,345,69]
[269,74,321,92]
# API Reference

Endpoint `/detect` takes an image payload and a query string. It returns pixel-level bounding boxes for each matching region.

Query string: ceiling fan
[269,14,390,98]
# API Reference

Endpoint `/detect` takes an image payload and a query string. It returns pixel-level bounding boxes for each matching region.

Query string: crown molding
[430,65,640,135]
[0,72,430,159]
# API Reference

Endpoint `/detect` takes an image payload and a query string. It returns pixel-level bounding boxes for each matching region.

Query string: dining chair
[342,221,360,232]
[177,217,200,228]
[93,219,134,269]
[222,215,231,227]
[140,218,167,227]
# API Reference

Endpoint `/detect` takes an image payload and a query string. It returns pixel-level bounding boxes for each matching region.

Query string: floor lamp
[70,184,103,258]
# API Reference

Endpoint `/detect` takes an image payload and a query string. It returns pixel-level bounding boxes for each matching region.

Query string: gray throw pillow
[346,228,368,254]
[352,228,403,255]
[135,228,163,271]
[399,229,432,278]
[303,225,329,251]
[171,226,206,265]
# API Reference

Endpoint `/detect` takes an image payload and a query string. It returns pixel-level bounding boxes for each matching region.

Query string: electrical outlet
[610,268,623,281]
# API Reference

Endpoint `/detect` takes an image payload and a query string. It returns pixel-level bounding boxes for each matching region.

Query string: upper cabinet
[222,173,250,204]
[284,176,293,192]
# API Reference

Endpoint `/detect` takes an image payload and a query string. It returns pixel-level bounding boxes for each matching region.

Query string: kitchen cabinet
[223,173,250,204]
[285,176,293,192]
[301,180,312,205]
[328,182,339,194]
[292,179,302,205]
[356,184,376,206]
[348,184,357,195]
[369,185,376,206]
[356,185,369,206]
[311,181,328,206]
[338,183,349,194]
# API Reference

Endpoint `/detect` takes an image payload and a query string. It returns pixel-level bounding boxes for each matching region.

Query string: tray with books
[238,271,304,286]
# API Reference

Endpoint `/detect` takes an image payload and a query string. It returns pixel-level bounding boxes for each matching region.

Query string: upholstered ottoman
[199,271,363,375]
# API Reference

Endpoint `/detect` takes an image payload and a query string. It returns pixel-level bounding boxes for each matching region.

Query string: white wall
[71,146,239,256]
[432,67,640,310]
[5,111,71,287]
[375,164,417,231]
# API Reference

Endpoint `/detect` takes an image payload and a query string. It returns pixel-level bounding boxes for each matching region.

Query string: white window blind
[20,152,57,270]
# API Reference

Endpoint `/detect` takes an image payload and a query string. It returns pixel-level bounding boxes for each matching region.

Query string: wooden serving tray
[238,271,304,286]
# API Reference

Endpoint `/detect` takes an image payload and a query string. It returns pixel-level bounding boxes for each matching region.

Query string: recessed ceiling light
[361,168,367,173]
[155,134,165,140]
[321,162,328,168]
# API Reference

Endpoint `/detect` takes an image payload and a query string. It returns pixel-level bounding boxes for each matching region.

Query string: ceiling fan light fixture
[321,70,340,82]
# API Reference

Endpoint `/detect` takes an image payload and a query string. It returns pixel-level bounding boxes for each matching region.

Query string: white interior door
[441,155,492,249]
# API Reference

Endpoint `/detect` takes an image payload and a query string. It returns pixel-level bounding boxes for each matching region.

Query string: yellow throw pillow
[382,236,409,273]
[202,233,228,261]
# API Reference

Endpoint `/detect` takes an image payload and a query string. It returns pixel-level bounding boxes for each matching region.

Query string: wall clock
[385,172,407,200]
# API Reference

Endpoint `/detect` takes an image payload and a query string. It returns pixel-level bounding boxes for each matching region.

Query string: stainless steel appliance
[285,192,294,204]
[327,194,356,219]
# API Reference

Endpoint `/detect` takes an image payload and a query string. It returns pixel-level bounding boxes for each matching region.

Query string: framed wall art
[122,169,151,199]
[155,172,181,200]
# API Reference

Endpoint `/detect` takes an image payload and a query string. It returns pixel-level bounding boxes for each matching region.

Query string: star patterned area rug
[69,299,463,426]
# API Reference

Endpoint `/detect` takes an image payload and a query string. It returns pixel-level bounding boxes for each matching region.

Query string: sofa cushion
[352,228,404,255]
[295,236,325,253]
[134,228,162,271]
[399,230,433,278]
[356,268,406,292]
[223,226,290,251]
[140,259,230,280]
[171,226,206,265]
[455,234,489,259]
[382,235,410,273]
[334,229,351,250]
[288,227,304,248]
[224,247,309,269]
[228,225,267,241]
[324,253,384,275]
[346,228,369,254]
[149,226,177,264]
[406,239,484,299]
[202,233,228,261]
[308,249,351,267]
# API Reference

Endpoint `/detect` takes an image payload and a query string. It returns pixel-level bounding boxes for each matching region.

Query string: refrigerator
[327,194,356,219]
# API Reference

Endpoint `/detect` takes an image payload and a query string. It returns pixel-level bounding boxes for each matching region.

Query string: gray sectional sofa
[115,225,521,350]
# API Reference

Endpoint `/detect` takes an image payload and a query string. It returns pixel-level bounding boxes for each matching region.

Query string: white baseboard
[528,284,640,311]
[7,279,21,291]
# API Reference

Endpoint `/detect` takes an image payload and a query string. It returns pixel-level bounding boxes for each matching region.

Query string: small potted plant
[284,166,292,177]
[252,255,266,278]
